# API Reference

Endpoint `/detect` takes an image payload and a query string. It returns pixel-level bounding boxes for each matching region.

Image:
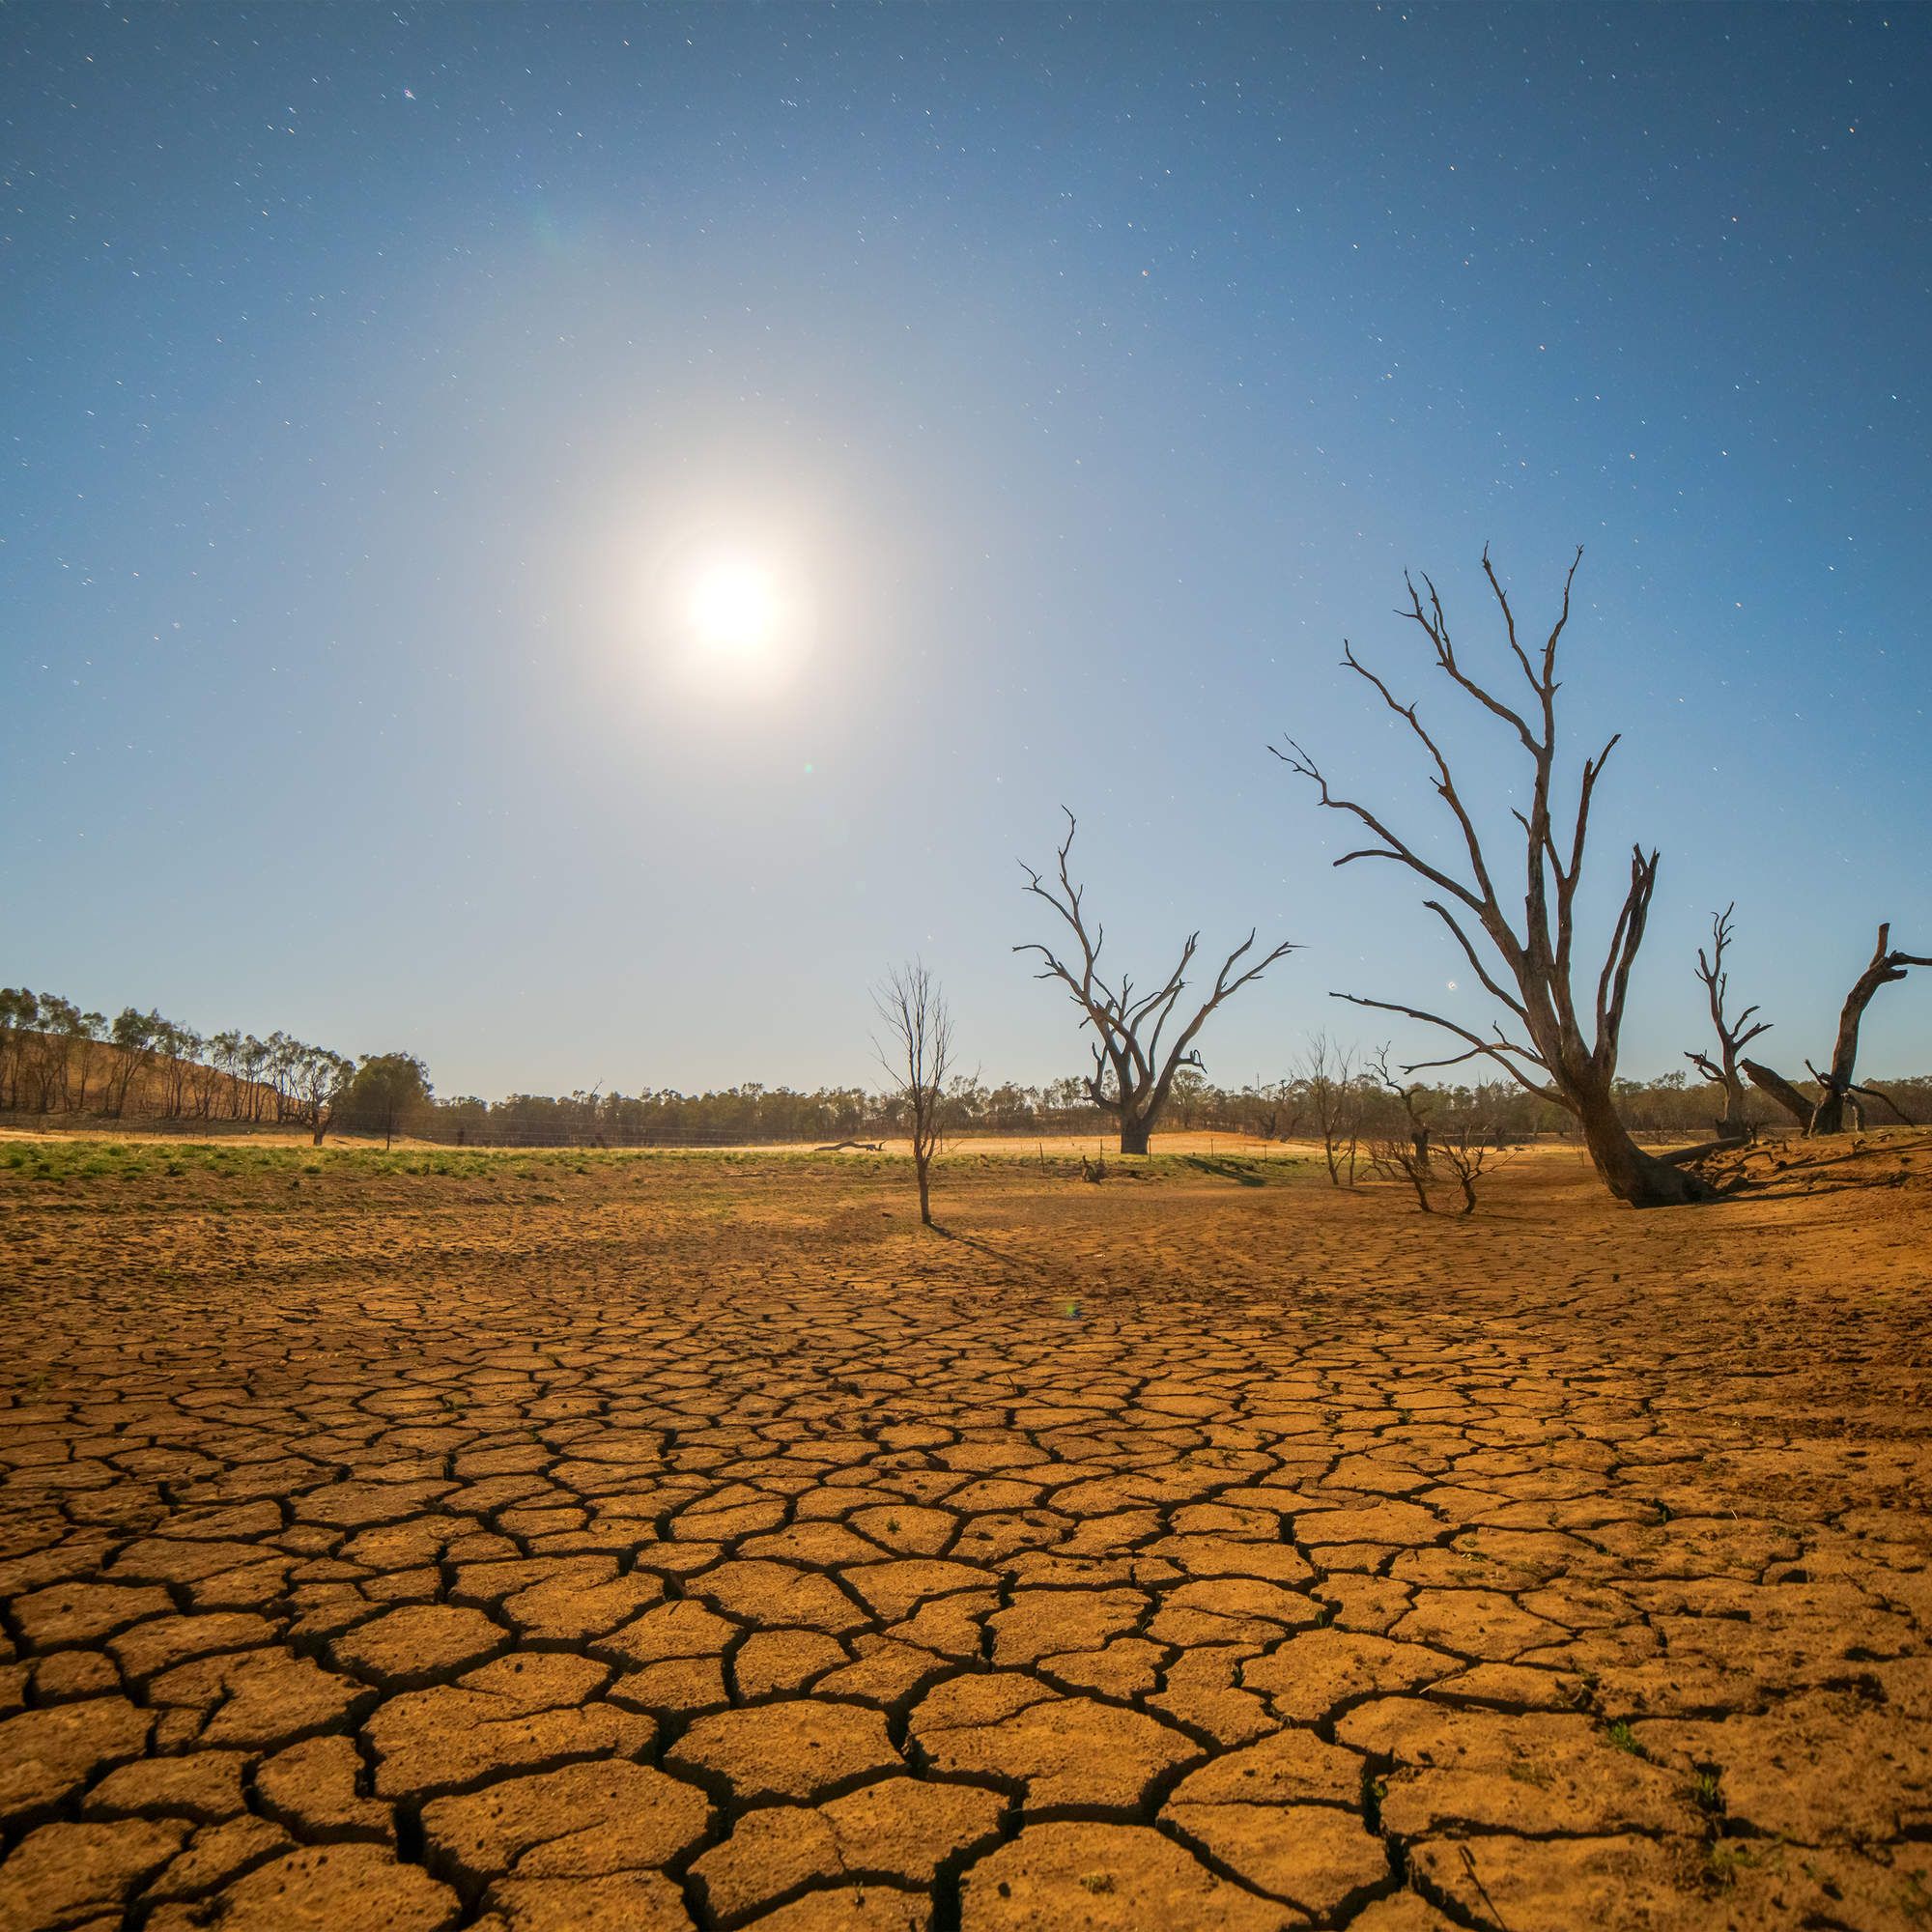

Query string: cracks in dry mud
[3,1169,1931,1932]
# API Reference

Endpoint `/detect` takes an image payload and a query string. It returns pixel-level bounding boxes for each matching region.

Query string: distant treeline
[428,1066,1927,1147]
[4,986,1923,1146]
[0,989,337,1124]
[0,988,410,1141]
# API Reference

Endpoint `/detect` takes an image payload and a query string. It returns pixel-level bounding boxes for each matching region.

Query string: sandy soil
[1,1134,1928,1931]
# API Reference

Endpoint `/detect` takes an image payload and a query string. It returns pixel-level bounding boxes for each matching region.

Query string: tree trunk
[1120,1117,1151,1156]
[1742,1058,1814,1128]
[915,1157,931,1227]
[1714,1072,1749,1139]
[1574,1087,1715,1208]
[1811,925,1932,1134]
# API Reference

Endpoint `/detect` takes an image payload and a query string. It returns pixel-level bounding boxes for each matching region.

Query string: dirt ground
[1,1133,1928,1932]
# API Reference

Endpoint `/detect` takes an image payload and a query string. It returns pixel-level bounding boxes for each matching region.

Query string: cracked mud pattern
[2,1143,1929,1930]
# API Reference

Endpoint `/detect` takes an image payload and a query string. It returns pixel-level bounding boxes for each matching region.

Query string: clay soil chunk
[1336,1699,1693,1837]
[987,1587,1145,1664]
[913,1690,1200,1812]
[140,1814,298,1905]
[500,1567,663,1642]
[693,1776,1005,1922]
[668,1698,900,1801]
[694,1560,870,1633]
[596,1600,737,1671]
[1632,1696,1932,1842]
[83,1748,250,1824]
[1240,1632,1456,1723]
[1164,1724,1363,1807]
[1390,1587,1567,1661]
[422,1760,711,1880]
[365,1671,654,1799]
[156,1648,369,1749]
[254,1733,396,1840]
[959,1822,1298,1930]
[1406,1833,1714,1932]
[13,1580,173,1648]
[0,1818,189,1931]
[332,1603,509,1687]
[192,1842,462,1932]
[745,1886,933,1930]
[0,1696,150,1825]
[733,1629,847,1698]
[108,1610,278,1683]
[476,1871,696,1931]
[1161,1802,1388,1914]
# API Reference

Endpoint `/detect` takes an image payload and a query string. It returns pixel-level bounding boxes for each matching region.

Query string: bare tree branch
[1683,903,1773,1135]
[1015,811,1295,1153]
[1742,1057,1815,1128]
[1327,992,1564,1105]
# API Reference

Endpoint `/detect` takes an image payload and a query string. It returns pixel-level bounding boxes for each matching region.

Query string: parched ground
[1,1134,1929,1932]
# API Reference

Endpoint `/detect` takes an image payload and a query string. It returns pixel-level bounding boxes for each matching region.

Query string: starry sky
[6,3,1929,1099]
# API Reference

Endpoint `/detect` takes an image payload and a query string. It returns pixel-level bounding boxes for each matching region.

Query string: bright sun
[687,554,781,655]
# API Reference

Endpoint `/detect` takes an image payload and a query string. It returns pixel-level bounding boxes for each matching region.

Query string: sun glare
[688,554,781,656]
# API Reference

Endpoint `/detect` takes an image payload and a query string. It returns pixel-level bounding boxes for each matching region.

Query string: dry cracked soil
[1,1133,1929,1932]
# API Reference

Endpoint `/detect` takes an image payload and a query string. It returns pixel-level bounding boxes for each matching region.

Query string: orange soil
[1,1136,1928,1930]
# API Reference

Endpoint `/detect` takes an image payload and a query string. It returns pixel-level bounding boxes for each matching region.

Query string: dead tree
[1366,1050,1434,1211]
[1298,1033,1361,1185]
[1684,904,1770,1137]
[1017,810,1295,1155]
[1245,1079,1301,1144]
[1809,925,1930,1134]
[873,960,952,1227]
[1742,924,1930,1134]
[1277,547,1714,1209]
[1437,1129,1510,1216]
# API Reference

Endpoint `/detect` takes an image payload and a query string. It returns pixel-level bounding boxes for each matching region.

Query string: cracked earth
[2,1139,1929,1931]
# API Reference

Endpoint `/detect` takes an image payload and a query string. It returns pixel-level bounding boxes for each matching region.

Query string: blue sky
[5,3,1927,1097]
